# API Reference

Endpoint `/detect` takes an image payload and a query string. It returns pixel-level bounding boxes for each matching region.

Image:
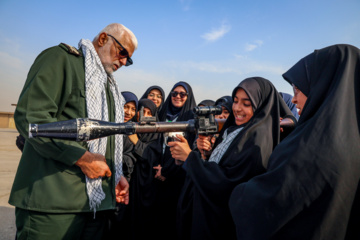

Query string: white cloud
[114,68,179,97]
[179,0,192,11]
[166,56,285,77]
[245,40,264,52]
[201,23,231,42]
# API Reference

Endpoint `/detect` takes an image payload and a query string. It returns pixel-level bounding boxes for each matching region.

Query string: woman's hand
[168,134,191,162]
[153,164,166,181]
[197,135,213,151]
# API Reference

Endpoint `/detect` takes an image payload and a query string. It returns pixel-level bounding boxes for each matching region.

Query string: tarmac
[0,128,21,240]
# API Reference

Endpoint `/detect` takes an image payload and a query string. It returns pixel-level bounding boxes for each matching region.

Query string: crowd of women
[100,44,360,240]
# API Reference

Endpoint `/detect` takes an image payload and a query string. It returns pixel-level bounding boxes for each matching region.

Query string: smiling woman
[155,81,197,240]
[175,77,293,240]
[229,44,360,240]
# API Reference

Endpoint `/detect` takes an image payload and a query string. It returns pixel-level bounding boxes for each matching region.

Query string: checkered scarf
[208,127,243,164]
[79,39,124,214]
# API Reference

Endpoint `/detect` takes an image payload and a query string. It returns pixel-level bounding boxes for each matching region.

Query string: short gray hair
[94,23,138,50]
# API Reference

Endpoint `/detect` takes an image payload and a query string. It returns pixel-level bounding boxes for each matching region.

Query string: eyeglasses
[292,84,300,96]
[148,93,162,99]
[107,34,133,66]
[171,91,188,98]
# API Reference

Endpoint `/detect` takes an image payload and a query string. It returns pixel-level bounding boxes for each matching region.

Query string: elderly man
[9,23,137,239]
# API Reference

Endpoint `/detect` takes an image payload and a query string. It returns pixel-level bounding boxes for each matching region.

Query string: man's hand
[167,134,191,162]
[115,175,129,205]
[75,151,112,179]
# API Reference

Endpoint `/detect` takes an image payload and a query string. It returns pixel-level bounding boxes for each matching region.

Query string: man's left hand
[115,175,129,205]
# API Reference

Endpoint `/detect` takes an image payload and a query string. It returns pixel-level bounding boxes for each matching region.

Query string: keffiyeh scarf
[79,39,124,214]
[208,127,243,164]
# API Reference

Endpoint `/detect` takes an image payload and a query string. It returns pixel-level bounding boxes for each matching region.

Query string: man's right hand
[75,151,112,179]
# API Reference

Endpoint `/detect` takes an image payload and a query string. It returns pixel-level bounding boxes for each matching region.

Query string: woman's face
[147,89,163,108]
[136,107,152,121]
[124,101,136,122]
[215,106,230,119]
[232,88,254,126]
[171,86,188,108]
[291,84,308,115]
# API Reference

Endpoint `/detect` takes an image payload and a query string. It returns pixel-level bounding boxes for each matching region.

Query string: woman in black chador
[140,85,165,112]
[124,98,163,240]
[171,77,293,240]
[229,44,360,240]
[155,81,197,240]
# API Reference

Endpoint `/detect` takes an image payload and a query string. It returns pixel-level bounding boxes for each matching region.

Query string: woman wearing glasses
[140,85,165,111]
[155,81,197,240]
[229,44,360,240]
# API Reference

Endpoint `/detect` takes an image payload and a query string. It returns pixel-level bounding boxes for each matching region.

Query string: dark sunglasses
[107,34,133,66]
[171,91,188,98]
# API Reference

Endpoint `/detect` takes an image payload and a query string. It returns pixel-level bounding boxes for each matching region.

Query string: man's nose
[120,58,127,66]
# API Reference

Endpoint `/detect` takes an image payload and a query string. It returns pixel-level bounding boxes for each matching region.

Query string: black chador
[177,77,293,240]
[229,44,360,240]
[156,81,197,240]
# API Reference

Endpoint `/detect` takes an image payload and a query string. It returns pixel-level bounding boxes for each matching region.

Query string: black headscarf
[137,98,158,119]
[280,92,299,120]
[215,95,233,114]
[121,91,138,122]
[229,44,360,240]
[155,81,197,239]
[177,77,293,240]
[158,81,197,122]
[197,99,215,106]
[140,85,165,111]
[121,98,163,239]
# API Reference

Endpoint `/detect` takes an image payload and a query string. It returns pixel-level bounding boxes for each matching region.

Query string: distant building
[0,112,15,128]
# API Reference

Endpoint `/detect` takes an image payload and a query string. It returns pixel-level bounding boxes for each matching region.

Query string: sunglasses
[107,34,133,66]
[171,91,188,98]
[149,93,162,99]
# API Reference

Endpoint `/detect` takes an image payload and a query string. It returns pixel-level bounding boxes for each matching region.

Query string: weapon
[28,106,297,141]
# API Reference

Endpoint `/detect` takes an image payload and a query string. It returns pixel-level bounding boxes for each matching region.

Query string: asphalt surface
[0,128,20,240]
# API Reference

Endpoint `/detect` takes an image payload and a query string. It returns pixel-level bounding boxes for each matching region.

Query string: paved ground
[0,128,21,240]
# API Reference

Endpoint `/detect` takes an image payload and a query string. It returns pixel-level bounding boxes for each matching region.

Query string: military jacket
[9,43,117,213]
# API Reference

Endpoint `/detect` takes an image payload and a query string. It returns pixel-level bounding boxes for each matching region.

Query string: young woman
[121,91,138,123]
[106,91,138,238]
[229,44,360,240]
[140,85,165,110]
[155,81,197,240]
[197,99,215,107]
[123,99,163,240]
[169,77,293,240]
[280,92,300,119]
[215,95,233,119]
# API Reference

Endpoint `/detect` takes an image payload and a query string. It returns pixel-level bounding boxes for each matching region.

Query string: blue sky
[0,0,359,112]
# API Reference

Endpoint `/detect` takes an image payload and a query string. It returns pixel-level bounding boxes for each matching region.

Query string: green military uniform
[9,43,118,239]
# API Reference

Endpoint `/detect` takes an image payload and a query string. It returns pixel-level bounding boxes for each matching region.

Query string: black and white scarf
[79,39,124,213]
[208,127,243,164]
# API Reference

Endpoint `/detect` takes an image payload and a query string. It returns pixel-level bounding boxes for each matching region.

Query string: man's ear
[98,32,108,47]
[136,112,140,122]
